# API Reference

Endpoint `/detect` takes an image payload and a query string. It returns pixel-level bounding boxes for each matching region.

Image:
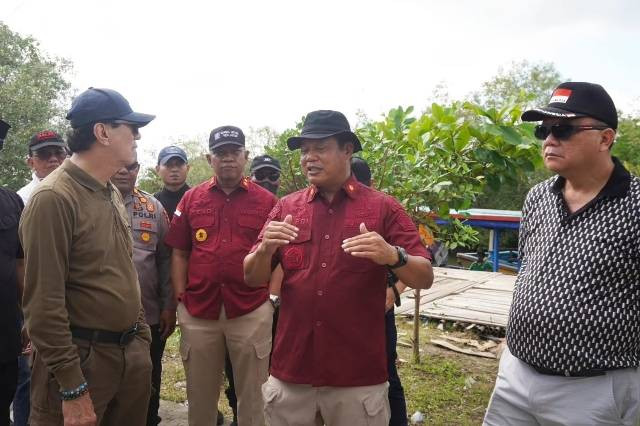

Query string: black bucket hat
[287,110,362,152]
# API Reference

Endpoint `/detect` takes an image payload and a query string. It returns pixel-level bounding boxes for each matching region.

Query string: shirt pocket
[341,217,379,273]
[281,226,311,270]
[132,219,158,251]
[237,213,267,249]
[190,212,218,263]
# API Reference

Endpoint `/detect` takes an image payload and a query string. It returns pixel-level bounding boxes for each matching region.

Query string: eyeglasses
[534,124,609,141]
[253,169,280,182]
[125,161,140,171]
[33,147,68,160]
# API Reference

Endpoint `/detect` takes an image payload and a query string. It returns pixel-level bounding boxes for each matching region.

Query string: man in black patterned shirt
[484,82,640,425]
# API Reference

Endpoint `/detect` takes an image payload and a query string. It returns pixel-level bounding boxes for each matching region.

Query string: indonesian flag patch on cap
[549,88,572,104]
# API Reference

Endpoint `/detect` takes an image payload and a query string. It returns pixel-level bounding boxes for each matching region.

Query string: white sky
[3,0,640,164]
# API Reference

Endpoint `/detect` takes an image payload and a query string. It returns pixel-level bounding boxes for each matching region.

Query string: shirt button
[324,234,330,240]
[321,262,327,268]
[224,218,228,222]
[222,239,227,243]
[221,283,225,287]
[317,290,323,296]
[328,209,334,215]
[316,321,322,327]
[226,198,230,202]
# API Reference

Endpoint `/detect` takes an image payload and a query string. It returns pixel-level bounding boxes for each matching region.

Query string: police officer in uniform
[111,161,175,426]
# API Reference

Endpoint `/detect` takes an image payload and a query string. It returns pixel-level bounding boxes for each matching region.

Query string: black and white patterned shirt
[507,157,640,374]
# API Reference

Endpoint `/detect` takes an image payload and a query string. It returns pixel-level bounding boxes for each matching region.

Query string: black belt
[71,323,139,346]
[531,364,606,377]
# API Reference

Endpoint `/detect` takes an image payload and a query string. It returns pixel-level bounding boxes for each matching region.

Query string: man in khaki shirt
[19,87,155,426]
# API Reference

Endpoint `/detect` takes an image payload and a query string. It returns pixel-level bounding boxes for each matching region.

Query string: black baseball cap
[29,130,67,152]
[157,146,188,165]
[351,157,371,186]
[209,126,245,151]
[66,87,155,129]
[250,155,281,173]
[521,82,618,130]
[287,110,362,152]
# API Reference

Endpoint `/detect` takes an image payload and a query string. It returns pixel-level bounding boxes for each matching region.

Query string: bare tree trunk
[413,288,421,363]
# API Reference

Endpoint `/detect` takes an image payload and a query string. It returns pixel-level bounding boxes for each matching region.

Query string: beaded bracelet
[61,382,89,401]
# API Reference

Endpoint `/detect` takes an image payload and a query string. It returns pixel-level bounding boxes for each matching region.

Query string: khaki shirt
[123,188,174,325]
[19,159,149,391]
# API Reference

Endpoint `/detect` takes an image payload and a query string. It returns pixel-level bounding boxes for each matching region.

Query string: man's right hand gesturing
[258,214,298,256]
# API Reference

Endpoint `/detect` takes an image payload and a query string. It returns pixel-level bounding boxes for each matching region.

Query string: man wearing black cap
[0,119,25,426]
[154,145,190,221]
[244,110,433,425]
[250,154,281,195]
[165,126,277,425]
[19,88,155,426]
[484,82,640,425]
[17,130,68,204]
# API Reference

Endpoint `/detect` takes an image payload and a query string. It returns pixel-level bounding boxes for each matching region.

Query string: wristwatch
[388,246,408,269]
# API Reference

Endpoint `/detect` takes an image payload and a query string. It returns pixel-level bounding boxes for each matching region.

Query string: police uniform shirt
[123,188,174,325]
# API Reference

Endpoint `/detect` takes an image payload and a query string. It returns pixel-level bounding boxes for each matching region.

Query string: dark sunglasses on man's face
[534,124,609,141]
[253,169,280,182]
[125,161,140,172]
[33,147,67,160]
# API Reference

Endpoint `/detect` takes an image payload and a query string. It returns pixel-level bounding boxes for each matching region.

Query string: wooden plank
[421,306,509,327]
[430,339,497,358]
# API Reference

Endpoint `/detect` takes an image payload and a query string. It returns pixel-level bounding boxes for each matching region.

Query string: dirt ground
[159,318,502,426]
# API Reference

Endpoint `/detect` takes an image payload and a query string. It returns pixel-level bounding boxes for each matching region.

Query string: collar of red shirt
[305,174,360,203]
[208,176,250,191]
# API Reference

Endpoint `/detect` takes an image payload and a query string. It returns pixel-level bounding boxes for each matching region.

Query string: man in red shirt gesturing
[244,110,434,426]
[166,126,277,426]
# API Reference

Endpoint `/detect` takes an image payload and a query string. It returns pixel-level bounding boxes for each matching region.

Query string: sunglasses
[253,169,280,182]
[534,124,609,141]
[33,147,68,160]
[125,161,140,171]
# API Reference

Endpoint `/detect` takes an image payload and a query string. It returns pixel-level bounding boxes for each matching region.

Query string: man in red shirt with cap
[244,110,433,426]
[165,126,277,426]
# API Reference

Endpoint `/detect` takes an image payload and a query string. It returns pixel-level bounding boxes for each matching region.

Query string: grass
[161,318,500,424]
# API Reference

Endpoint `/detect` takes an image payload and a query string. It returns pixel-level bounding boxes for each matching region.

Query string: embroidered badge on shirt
[146,203,155,213]
[195,228,208,242]
[140,221,153,229]
[141,232,151,242]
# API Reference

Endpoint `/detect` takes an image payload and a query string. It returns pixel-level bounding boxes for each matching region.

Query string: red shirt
[166,177,277,319]
[252,175,430,386]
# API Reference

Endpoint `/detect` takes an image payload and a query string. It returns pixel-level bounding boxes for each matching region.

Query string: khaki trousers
[178,301,273,426]
[29,334,152,426]
[262,375,390,426]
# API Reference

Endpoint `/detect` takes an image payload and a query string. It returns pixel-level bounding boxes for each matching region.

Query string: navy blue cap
[66,87,155,129]
[157,146,188,165]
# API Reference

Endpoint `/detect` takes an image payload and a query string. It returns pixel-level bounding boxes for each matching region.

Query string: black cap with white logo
[521,82,618,130]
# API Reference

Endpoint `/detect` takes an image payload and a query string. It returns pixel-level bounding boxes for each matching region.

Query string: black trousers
[386,309,408,426]
[0,358,18,426]
[147,324,166,426]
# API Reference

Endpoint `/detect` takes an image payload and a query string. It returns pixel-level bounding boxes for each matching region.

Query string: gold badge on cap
[195,228,208,242]
[141,232,151,242]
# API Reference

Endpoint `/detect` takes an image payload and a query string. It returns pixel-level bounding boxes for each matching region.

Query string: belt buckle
[119,323,138,346]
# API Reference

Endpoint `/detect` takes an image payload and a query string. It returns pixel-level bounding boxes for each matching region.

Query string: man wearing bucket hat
[244,110,433,425]
[165,125,277,425]
[20,88,155,425]
[484,82,640,425]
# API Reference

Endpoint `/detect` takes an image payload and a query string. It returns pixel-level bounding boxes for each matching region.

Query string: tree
[612,113,640,173]
[472,60,563,110]
[0,22,72,190]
